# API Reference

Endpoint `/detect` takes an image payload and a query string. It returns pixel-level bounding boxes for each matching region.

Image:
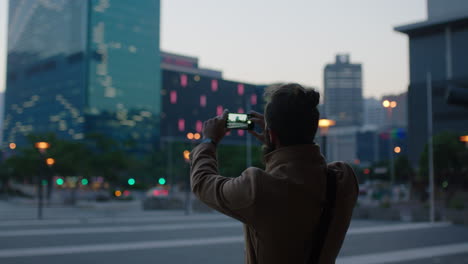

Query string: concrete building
[395,0,468,165]
[324,54,363,126]
[363,97,385,128]
[381,92,408,129]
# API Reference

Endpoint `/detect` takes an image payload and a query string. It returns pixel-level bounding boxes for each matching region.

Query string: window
[180,74,188,87]
[250,94,257,105]
[200,95,207,107]
[178,119,185,131]
[196,120,203,133]
[237,84,244,95]
[217,105,223,116]
[211,80,218,92]
[170,91,177,104]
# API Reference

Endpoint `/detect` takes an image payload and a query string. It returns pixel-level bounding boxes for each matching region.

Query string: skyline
[0,0,426,98]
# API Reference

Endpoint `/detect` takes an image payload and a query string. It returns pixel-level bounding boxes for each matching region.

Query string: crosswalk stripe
[0,236,245,258]
[0,213,229,227]
[0,221,451,238]
[336,242,468,264]
[0,221,241,237]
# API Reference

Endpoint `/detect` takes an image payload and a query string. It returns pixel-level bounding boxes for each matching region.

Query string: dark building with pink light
[160,51,265,145]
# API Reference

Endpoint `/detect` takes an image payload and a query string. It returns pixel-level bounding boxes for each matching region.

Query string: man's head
[263,83,320,154]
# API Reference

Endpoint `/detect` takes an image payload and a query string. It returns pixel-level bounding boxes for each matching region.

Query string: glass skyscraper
[4,0,161,153]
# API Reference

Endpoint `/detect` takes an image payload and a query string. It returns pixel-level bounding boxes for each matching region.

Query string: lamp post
[184,132,200,216]
[382,100,397,185]
[318,119,336,158]
[34,141,50,220]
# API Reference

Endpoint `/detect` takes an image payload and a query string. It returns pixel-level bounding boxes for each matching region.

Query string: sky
[0,0,426,99]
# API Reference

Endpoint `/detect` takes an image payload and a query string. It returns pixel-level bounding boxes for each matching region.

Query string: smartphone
[226,113,254,130]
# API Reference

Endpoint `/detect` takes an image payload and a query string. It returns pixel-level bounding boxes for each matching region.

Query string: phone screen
[226,113,254,130]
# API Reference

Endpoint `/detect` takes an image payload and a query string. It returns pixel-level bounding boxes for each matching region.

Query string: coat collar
[264,144,326,172]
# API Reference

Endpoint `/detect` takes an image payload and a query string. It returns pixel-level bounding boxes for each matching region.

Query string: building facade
[395,0,468,165]
[4,0,161,153]
[324,54,363,126]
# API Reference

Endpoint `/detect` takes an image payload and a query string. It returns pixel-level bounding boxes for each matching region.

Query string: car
[142,187,183,210]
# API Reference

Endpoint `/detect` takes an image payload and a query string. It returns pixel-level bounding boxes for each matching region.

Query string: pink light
[200,95,207,107]
[180,74,188,87]
[237,84,244,96]
[123,190,131,196]
[178,119,185,131]
[153,189,169,196]
[250,94,257,105]
[238,108,244,114]
[196,120,203,133]
[226,131,231,136]
[170,91,177,104]
[211,80,218,92]
[237,130,245,136]
[216,105,223,116]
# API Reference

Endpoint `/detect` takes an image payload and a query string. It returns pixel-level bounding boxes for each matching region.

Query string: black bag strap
[305,167,337,264]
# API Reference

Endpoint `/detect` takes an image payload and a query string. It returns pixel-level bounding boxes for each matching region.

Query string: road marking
[0,221,451,238]
[0,213,229,227]
[0,221,241,237]
[347,222,451,235]
[337,242,468,264]
[0,235,245,258]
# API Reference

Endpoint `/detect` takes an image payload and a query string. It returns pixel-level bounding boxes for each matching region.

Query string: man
[190,83,358,264]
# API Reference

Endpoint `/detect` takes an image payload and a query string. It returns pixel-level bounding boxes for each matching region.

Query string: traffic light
[56,178,64,185]
[81,178,88,185]
[158,177,166,185]
[128,178,136,186]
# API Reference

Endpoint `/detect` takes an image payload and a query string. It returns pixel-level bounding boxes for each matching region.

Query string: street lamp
[382,101,397,185]
[9,143,16,150]
[318,119,336,158]
[394,146,401,154]
[34,141,50,220]
[460,135,468,147]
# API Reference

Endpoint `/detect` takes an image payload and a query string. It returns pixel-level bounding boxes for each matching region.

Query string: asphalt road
[1,210,468,264]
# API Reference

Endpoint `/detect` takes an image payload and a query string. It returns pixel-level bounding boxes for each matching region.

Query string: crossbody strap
[305,167,337,264]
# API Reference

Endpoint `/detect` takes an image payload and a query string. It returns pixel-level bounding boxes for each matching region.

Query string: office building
[395,0,468,165]
[160,52,265,145]
[4,0,161,153]
[324,54,363,126]
[363,98,385,128]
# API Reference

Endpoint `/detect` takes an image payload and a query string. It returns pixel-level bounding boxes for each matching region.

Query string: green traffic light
[128,178,136,185]
[158,178,166,185]
[81,178,88,185]
[56,178,64,185]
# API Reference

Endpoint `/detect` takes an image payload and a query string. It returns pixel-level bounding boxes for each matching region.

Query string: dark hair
[264,83,320,146]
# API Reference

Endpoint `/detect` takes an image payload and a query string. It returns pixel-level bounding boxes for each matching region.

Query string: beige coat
[190,143,358,264]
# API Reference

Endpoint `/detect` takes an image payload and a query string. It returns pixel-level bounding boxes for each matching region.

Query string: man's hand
[248,111,266,144]
[202,109,230,145]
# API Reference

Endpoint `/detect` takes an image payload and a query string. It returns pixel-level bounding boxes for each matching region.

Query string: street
[0,205,468,264]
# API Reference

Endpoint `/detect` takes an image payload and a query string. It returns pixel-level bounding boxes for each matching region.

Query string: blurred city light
[390,101,397,108]
[9,143,16,149]
[123,190,131,196]
[35,142,50,152]
[81,178,88,185]
[158,178,166,185]
[46,158,55,166]
[394,146,401,153]
[194,133,201,140]
[56,178,64,185]
[318,119,336,128]
[183,150,190,161]
[186,132,194,140]
[460,135,468,142]
[363,168,370,175]
[114,190,122,197]
[382,100,390,108]
[128,178,136,186]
